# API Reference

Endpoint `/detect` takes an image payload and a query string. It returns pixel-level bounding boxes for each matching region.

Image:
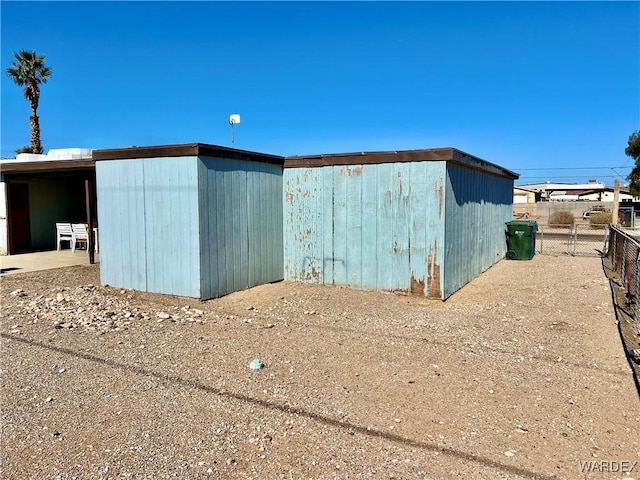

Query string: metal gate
[536,224,608,257]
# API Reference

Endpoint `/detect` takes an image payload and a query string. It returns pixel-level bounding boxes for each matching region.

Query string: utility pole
[612,179,620,226]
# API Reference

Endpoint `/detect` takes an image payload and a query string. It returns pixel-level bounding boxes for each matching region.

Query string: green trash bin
[505,220,538,260]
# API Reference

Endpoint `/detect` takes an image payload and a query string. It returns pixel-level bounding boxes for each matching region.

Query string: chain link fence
[607,226,640,321]
[605,226,640,374]
[535,224,609,257]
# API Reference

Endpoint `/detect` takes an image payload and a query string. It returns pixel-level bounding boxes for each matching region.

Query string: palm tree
[6,50,52,154]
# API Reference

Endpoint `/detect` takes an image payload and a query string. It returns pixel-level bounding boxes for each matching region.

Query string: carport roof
[0,158,95,174]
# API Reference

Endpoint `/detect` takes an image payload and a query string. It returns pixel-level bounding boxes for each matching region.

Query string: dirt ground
[1,255,639,480]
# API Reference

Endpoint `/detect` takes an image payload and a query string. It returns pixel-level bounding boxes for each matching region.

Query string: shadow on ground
[601,256,640,397]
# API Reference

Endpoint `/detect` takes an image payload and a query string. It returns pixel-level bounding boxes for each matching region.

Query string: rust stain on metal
[285,192,294,203]
[426,242,441,299]
[300,260,320,282]
[310,265,320,281]
[384,190,393,208]
[437,184,443,219]
[393,241,401,254]
[381,287,409,296]
[410,276,425,295]
[427,263,440,299]
[339,166,363,176]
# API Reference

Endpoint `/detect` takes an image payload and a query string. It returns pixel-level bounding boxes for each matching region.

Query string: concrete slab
[0,250,99,276]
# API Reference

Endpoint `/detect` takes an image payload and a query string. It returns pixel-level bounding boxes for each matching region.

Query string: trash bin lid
[506,220,538,231]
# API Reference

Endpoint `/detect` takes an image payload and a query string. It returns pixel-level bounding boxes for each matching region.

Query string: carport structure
[0,153,97,258]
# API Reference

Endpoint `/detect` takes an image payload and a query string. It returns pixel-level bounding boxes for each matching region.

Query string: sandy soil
[1,255,638,480]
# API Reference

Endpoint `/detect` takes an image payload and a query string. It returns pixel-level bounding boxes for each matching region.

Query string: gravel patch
[1,256,638,479]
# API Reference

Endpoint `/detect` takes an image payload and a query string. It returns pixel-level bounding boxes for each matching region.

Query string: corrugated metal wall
[284,162,446,297]
[442,163,513,298]
[97,155,283,299]
[197,157,283,299]
[96,157,201,297]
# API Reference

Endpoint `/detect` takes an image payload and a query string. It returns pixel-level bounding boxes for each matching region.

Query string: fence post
[614,228,619,272]
[622,237,627,287]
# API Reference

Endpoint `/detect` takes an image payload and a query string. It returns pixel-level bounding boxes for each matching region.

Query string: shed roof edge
[284,147,519,179]
[92,143,285,166]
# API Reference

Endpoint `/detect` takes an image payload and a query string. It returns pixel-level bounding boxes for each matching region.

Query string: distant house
[517,180,632,202]
[578,187,633,202]
[513,186,539,204]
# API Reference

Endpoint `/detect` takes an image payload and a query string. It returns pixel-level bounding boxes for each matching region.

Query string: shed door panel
[8,183,30,253]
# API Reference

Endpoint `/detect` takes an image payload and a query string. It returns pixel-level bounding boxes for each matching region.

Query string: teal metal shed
[283,148,518,300]
[94,144,284,299]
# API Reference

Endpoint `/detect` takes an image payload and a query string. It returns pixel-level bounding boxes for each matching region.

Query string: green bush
[549,211,575,225]
[589,212,612,225]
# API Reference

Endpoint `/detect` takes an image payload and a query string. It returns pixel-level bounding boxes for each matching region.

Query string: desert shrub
[549,211,575,225]
[591,205,609,213]
[589,212,612,225]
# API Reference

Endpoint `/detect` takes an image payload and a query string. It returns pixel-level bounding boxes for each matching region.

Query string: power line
[510,166,631,171]
[519,177,626,181]
[518,174,625,178]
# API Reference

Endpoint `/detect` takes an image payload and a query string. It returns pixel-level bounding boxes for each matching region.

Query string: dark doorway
[8,183,31,253]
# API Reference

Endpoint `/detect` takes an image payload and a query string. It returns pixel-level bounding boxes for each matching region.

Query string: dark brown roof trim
[285,147,518,180]
[93,143,284,166]
[285,148,453,168]
[0,159,95,174]
[451,149,519,179]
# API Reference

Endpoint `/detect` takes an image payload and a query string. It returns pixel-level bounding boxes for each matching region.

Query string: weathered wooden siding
[96,157,201,297]
[198,157,283,299]
[442,163,513,298]
[284,162,446,297]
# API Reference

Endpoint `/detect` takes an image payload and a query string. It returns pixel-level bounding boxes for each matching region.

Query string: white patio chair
[71,223,89,253]
[56,223,73,251]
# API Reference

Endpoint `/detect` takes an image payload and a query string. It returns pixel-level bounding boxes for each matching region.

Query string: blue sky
[1,1,638,185]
